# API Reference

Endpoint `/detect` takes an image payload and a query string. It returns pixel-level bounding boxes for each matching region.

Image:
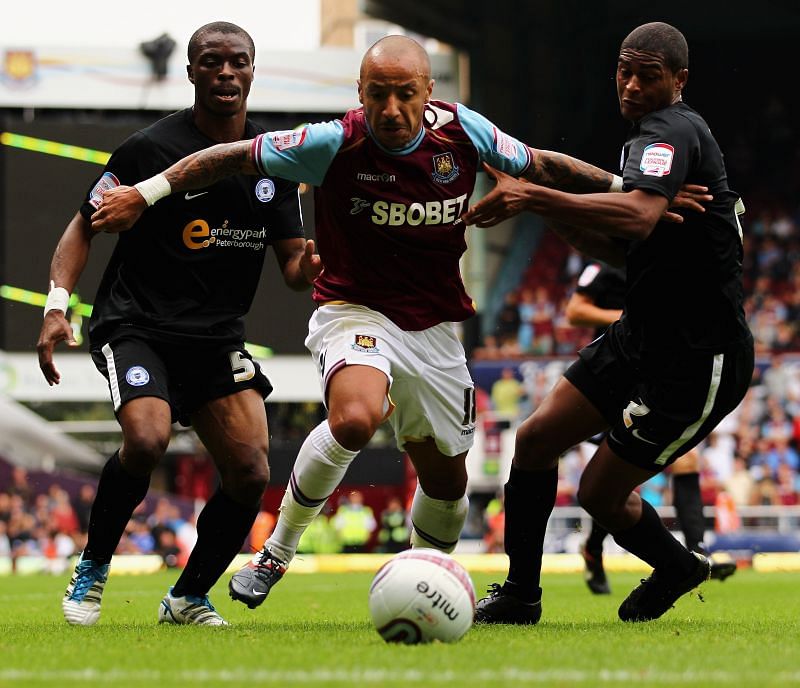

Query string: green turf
[0,568,798,687]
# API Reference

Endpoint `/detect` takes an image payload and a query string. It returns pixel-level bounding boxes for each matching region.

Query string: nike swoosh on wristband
[185,191,209,200]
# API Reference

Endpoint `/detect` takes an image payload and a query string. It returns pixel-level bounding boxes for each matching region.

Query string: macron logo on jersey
[640,143,674,177]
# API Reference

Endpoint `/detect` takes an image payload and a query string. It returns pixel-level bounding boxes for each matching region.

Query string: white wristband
[609,175,623,193]
[44,282,70,317]
[134,174,171,206]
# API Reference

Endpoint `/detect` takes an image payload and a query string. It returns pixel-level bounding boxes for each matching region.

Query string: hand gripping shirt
[620,102,750,353]
[80,109,303,346]
[251,100,531,330]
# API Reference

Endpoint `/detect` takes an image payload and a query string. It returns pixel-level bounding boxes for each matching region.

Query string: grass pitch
[0,568,798,687]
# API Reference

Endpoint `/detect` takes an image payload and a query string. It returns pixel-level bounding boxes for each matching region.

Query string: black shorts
[564,323,754,471]
[91,333,273,426]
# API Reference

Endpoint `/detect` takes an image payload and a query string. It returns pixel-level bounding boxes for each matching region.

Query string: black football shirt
[619,101,750,353]
[80,108,303,346]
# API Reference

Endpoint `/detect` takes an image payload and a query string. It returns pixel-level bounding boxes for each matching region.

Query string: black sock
[172,490,259,598]
[673,473,705,553]
[613,499,697,576]
[502,465,558,602]
[585,520,609,555]
[83,451,150,565]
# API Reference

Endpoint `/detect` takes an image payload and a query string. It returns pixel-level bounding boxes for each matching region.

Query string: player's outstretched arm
[462,163,668,238]
[37,212,95,385]
[525,148,620,194]
[91,139,257,233]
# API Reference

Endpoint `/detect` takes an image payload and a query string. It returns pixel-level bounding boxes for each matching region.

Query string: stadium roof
[0,395,102,471]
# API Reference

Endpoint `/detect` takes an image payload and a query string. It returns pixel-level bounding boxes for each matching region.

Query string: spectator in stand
[0,492,11,523]
[496,291,522,351]
[376,497,410,553]
[764,436,800,480]
[332,491,376,554]
[529,287,556,355]
[0,521,10,559]
[8,467,32,505]
[155,529,182,568]
[490,367,526,421]
[74,484,95,535]
[297,512,342,554]
[484,493,505,554]
[517,288,537,353]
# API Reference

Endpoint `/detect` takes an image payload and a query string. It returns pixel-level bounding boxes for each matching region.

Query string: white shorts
[305,304,476,456]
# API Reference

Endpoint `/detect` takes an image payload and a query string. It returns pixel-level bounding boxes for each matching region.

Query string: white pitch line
[1,669,799,684]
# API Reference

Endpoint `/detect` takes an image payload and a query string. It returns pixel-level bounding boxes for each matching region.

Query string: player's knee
[223,448,269,506]
[328,405,379,451]
[121,430,169,475]
[514,415,558,469]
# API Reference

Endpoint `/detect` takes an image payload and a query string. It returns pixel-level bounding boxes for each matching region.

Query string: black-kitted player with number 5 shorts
[464,21,754,624]
[36,22,320,626]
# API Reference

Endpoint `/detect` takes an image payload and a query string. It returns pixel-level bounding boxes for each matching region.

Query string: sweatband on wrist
[134,174,171,206]
[44,281,70,317]
[609,175,623,193]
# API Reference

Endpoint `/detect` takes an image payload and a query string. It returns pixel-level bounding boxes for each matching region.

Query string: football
[368,548,476,644]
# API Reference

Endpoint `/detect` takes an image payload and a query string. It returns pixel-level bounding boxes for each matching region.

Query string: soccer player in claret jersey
[37,22,320,626]
[567,262,737,594]
[91,34,706,613]
[464,22,753,624]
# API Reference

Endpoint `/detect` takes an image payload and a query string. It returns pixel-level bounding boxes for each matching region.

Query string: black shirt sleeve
[622,109,698,202]
[79,131,153,221]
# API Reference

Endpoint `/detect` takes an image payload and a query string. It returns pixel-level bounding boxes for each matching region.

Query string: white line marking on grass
[1,669,800,684]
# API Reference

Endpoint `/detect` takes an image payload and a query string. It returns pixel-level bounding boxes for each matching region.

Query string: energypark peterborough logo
[182,219,267,251]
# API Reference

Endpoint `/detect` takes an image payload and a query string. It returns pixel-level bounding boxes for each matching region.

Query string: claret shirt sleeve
[455,103,532,176]
[622,110,698,201]
[251,120,345,186]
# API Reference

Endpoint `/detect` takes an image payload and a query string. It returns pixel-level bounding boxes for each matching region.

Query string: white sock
[265,421,359,563]
[409,484,469,553]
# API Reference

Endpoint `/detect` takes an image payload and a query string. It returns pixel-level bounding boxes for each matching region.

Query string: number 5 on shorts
[229,351,255,382]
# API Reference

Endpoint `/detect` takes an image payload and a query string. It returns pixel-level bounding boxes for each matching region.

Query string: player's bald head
[360,35,431,81]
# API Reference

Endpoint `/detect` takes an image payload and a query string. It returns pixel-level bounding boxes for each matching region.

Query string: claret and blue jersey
[250,100,531,331]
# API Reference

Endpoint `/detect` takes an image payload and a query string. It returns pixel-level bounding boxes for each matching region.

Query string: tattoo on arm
[525,149,614,193]
[163,140,256,191]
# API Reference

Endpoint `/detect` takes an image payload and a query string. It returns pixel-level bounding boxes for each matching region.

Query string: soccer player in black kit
[36,22,320,626]
[567,262,737,594]
[463,21,754,623]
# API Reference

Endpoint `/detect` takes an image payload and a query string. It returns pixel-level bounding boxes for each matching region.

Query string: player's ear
[675,68,688,93]
[357,79,364,104]
[187,65,195,84]
[425,79,434,103]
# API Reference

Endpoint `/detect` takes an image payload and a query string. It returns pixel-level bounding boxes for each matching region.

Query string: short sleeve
[79,132,152,221]
[622,111,697,201]
[252,120,345,186]
[456,103,532,176]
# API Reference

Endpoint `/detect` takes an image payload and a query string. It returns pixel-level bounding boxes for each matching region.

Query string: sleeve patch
[88,171,120,209]
[270,128,307,151]
[578,263,601,287]
[493,127,517,160]
[639,143,674,177]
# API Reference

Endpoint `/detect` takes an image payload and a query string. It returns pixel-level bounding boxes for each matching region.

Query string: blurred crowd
[0,470,413,573]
